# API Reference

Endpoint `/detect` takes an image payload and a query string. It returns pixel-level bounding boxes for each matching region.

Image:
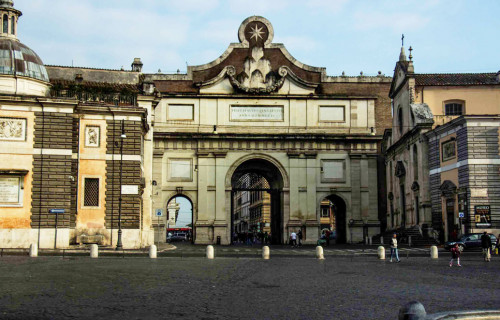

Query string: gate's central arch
[230,158,284,244]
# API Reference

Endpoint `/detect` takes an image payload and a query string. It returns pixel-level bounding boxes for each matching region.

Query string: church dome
[0,1,50,96]
[0,38,49,82]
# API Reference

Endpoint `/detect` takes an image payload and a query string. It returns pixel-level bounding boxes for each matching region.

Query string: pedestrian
[290,231,297,247]
[390,233,400,263]
[480,231,492,262]
[297,229,303,246]
[325,229,331,246]
[496,235,500,255]
[449,243,462,267]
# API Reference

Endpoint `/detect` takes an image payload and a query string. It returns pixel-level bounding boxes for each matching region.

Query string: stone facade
[384,45,500,242]
[150,16,392,245]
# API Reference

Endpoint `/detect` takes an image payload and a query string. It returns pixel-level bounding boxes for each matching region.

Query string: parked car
[444,233,497,252]
[167,232,187,242]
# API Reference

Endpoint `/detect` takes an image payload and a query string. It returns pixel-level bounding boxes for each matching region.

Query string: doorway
[319,194,347,244]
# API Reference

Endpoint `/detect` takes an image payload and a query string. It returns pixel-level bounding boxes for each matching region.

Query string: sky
[172,197,192,228]
[16,0,500,77]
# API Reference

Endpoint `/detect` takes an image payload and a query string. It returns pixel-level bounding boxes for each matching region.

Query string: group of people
[389,231,499,266]
[232,231,271,245]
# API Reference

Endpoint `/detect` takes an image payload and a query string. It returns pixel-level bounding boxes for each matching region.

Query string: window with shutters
[83,178,100,207]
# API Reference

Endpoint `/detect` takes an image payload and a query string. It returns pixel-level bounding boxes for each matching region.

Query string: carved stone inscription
[231,105,283,121]
[0,118,26,141]
[0,176,20,203]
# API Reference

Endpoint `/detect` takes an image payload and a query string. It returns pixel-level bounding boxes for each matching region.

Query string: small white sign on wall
[121,185,139,195]
[470,188,487,198]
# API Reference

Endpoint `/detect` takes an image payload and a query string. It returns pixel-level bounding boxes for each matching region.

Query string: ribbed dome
[0,38,49,82]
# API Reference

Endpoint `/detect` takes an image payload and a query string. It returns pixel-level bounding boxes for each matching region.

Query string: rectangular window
[321,207,330,217]
[83,178,100,207]
[445,103,463,116]
[167,104,194,120]
[319,106,345,122]
[321,160,346,183]
[0,175,22,206]
[441,139,456,162]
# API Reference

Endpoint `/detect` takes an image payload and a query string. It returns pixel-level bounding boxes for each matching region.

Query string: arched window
[10,16,14,35]
[413,145,418,180]
[3,15,8,34]
[398,107,403,134]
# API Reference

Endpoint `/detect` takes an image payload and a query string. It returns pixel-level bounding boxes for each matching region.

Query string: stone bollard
[262,246,270,260]
[149,245,157,259]
[90,244,98,258]
[316,246,325,260]
[29,243,38,258]
[398,301,426,320]
[206,245,214,259]
[430,245,438,259]
[377,246,385,260]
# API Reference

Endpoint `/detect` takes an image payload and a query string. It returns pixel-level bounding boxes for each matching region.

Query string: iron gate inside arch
[231,172,282,245]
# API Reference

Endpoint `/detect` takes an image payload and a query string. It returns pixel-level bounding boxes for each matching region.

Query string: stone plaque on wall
[85,126,100,147]
[0,117,26,141]
[0,176,20,203]
[168,104,194,120]
[319,106,345,122]
[169,159,192,181]
[230,105,283,121]
[321,160,346,182]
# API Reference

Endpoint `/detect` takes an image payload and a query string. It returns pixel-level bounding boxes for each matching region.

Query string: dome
[0,38,49,82]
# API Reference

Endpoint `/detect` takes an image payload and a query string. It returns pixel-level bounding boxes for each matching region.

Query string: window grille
[84,178,99,207]
[445,103,463,116]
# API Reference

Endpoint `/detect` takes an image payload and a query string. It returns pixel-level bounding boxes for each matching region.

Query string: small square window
[83,178,99,207]
[445,103,463,116]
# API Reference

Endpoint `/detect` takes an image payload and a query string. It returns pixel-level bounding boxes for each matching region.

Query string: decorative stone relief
[410,103,433,124]
[85,126,100,147]
[0,117,26,141]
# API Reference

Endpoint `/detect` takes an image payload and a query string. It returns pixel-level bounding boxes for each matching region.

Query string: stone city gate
[150,16,390,245]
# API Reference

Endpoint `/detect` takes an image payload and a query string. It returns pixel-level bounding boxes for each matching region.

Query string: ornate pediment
[395,161,406,178]
[440,180,457,197]
[196,16,318,95]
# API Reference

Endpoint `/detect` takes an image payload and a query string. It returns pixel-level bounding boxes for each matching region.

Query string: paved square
[0,255,498,319]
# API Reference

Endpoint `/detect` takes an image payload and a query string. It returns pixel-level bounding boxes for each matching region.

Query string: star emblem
[248,24,264,42]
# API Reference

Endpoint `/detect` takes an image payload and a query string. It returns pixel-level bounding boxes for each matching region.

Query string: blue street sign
[49,209,65,214]
[458,212,464,218]
[155,209,163,216]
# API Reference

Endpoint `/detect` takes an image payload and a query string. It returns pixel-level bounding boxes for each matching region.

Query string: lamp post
[116,119,126,250]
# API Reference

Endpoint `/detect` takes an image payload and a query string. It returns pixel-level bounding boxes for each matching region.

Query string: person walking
[297,229,303,247]
[496,234,500,255]
[480,231,492,262]
[290,231,297,247]
[449,243,462,267]
[390,233,400,263]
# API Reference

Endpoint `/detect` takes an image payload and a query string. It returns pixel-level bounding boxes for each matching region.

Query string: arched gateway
[229,157,286,244]
[151,16,389,245]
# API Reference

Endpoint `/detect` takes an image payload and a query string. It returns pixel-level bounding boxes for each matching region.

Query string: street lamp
[116,119,126,250]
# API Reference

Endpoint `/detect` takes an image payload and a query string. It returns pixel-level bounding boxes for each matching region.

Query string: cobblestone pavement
[0,254,499,320]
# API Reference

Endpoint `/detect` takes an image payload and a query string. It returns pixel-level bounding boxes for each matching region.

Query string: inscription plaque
[0,176,20,203]
[231,105,283,121]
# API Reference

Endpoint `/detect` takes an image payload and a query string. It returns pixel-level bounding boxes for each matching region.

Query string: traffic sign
[458,212,464,218]
[155,209,163,216]
[49,209,65,214]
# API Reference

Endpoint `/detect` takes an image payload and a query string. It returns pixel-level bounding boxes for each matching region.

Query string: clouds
[15,0,500,75]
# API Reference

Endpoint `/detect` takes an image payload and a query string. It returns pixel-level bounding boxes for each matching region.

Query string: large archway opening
[230,158,284,245]
[319,194,347,244]
[166,195,193,243]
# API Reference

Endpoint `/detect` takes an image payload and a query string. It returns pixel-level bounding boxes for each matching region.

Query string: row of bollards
[377,245,439,260]
[26,244,440,260]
